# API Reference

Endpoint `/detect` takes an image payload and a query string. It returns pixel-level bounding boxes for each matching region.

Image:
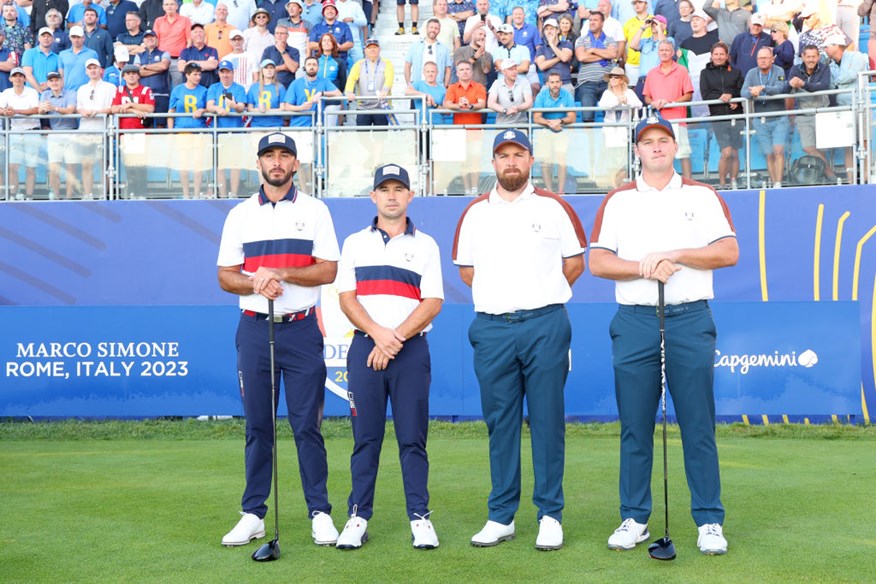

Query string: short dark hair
[191,23,205,31]
[84,6,98,15]
[589,11,604,22]
[801,44,820,55]
[184,62,202,75]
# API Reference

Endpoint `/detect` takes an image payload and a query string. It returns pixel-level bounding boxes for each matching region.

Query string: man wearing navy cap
[453,129,587,551]
[335,163,444,551]
[218,132,341,549]
[589,114,738,555]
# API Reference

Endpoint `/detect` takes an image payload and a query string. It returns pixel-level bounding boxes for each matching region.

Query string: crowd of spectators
[0,0,874,198]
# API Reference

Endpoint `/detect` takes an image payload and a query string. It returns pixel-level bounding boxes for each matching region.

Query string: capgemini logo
[714,349,819,374]
[797,349,818,368]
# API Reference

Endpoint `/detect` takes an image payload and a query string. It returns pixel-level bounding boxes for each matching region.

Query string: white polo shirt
[590,173,736,306]
[217,187,340,314]
[453,182,587,315]
[76,80,117,131]
[337,218,444,333]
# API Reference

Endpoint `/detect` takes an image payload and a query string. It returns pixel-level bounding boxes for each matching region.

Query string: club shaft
[658,282,669,538]
[268,299,279,542]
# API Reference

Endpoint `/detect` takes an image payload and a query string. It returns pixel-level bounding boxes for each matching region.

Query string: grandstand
[0,1,874,199]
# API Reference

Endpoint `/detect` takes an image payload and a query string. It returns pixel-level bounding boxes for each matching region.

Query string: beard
[261,166,296,187]
[496,166,530,192]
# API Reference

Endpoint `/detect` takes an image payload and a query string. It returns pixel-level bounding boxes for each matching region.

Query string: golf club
[648,281,676,561]
[252,299,281,562]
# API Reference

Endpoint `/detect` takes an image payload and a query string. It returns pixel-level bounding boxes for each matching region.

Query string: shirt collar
[258,184,297,205]
[488,181,535,204]
[370,217,416,241]
[636,172,682,192]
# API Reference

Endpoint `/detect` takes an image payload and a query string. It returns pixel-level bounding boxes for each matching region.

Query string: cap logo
[646,115,659,124]
[503,130,516,140]
[268,134,285,144]
[383,165,400,176]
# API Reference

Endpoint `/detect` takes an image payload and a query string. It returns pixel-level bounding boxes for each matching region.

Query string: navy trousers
[610,301,725,527]
[236,312,331,519]
[346,332,431,521]
[469,305,571,524]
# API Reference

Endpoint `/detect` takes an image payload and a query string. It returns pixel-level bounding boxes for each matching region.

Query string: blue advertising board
[0,186,873,421]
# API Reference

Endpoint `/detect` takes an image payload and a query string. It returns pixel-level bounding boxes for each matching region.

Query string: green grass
[1,420,874,583]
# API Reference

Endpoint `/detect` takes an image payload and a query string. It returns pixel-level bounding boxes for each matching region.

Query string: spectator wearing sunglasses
[487,59,532,124]
[404,18,452,88]
[206,3,235,58]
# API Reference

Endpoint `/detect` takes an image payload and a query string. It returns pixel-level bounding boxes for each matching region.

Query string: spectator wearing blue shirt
[45,10,70,54]
[168,62,209,198]
[39,71,78,199]
[103,45,131,86]
[117,12,147,56]
[261,23,300,87]
[535,18,574,93]
[729,13,773,77]
[59,25,101,90]
[180,23,220,87]
[258,0,288,32]
[447,0,474,38]
[135,29,171,126]
[106,0,141,40]
[308,1,353,88]
[0,30,12,92]
[510,6,540,62]
[283,55,341,126]
[404,19,452,88]
[247,58,286,126]
[207,60,249,197]
[23,27,60,92]
[300,0,324,29]
[83,7,115,67]
[532,71,576,193]
[405,60,450,125]
[67,0,108,29]
[316,34,341,83]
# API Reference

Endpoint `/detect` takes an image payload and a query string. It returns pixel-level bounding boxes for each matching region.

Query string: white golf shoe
[697,523,728,555]
[607,518,649,550]
[535,516,563,550]
[311,511,339,546]
[336,512,368,550]
[471,520,515,547]
[222,512,265,546]
[411,513,439,549]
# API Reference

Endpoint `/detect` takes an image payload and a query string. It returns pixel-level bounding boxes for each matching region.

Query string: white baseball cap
[85,57,101,68]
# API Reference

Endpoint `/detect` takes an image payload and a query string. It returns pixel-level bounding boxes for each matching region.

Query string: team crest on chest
[404,252,414,263]
[296,221,306,231]
[531,223,541,232]
[684,211,695,221]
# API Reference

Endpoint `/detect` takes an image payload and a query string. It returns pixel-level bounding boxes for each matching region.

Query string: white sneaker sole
[471,533,515,547]
[607,530,649,551]
[222,530,265,547]
[413,540,439,550]
[700,547,727,556]
[535,541,563,551]
[313,537,338,546]
[336,532,368,550]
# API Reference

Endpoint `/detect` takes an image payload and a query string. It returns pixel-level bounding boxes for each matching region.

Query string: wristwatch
[502,107,507,114]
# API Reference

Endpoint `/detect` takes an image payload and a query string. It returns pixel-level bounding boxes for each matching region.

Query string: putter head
[251,539,280,562]
[648,536,676,561]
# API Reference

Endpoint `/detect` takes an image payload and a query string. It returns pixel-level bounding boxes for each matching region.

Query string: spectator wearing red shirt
[111,64,155,197]
[153,0,192,89]
[443,59,486,194]
[643,39,694,178]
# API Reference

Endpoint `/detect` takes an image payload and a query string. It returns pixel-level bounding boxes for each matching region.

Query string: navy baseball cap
[257,133,297,157]
[492,128,532,153]
[635,113,675,142]
[373,164,411,190]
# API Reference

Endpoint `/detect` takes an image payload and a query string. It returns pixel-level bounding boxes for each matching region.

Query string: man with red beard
[452,129,587,552]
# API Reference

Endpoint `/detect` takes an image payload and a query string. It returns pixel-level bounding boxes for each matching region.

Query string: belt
[619,299,709,317]
[242,307,314,323]
[476,304,562,323]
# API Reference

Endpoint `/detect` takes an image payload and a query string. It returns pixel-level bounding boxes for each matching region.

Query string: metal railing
[1,76,874,200]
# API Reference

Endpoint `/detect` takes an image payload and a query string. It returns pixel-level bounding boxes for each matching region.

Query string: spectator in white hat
[1,67,40,200]
[75,57,116,198]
